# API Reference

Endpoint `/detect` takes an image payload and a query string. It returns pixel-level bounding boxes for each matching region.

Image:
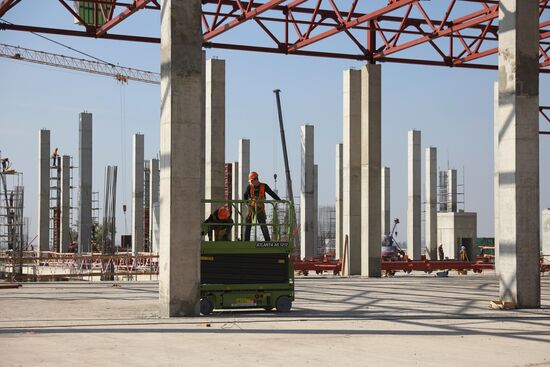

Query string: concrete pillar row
[159,0,202,317]
[60,155,71,253]
[38,129,50,253]
[407,129,421,260]
[342,69,362,275]
[425,147,437,260]
[335,143,343,260]
[497,0,540,308]
[205,58,226,216]
[360,64,381,277]
[78,112,92,254]
[300,124,314,258]
[132,134,144,255]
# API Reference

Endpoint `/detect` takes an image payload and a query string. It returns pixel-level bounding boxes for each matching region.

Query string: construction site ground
[1,273,550,367]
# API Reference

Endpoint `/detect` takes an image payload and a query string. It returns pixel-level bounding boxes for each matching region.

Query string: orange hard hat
[248,171,258,181]
[217,206,230,220]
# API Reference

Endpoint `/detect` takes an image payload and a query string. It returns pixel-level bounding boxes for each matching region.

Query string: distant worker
[52,148,59,167]
[459,245,469,262]
[202,206,233,241]
[243,171,280,242]
[438,244,445,261]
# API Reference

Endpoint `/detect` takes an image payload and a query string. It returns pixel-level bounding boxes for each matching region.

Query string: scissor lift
[200,199,295,315]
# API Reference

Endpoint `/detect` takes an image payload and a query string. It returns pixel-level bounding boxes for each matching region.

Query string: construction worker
[438,244,445,260]
[459,245,469,262]
[243,171,280,241]
[202,206,233,241]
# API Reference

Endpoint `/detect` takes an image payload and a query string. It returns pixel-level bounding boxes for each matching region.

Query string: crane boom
[0,43,160,84]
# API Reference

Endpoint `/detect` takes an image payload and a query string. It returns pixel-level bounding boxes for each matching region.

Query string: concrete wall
[381,167,390,240]
[437,212,477,260]
[425,147,437,260]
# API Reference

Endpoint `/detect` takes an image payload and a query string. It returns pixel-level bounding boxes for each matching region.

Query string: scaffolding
[144,161,150,251]
[0,169,25,252]
[318,206,336,256]
[49,154,61,252]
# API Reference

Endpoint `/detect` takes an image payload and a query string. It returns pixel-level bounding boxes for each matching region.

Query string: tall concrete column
[313,164,318,256]
[132,134,144,255]
[342,69,362,275]
[238,139,250,239]
[60,155,71,253]
[205,58,225,215]
[542,209,550,256]
[231,161,239,240]
[493,82,501,274]
[335,143,343,260]
[360,64,381,277]
[300,124,314,258]
[425,147,437,260]
[497,0,540,308]
[78,112,92,253]
[381,167,390,240]
[447,169,457,212]
[149,158,159,252]
[159,0,202,317]
[37,129,50,252]
[407,129,421,260]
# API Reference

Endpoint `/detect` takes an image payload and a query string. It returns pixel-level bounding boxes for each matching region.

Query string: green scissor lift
[200,199,295,315]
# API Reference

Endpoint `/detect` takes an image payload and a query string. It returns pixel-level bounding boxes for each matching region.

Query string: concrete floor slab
[1,275,550,366]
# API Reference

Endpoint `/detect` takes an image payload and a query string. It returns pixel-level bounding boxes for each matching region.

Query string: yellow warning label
[200,256,214,261]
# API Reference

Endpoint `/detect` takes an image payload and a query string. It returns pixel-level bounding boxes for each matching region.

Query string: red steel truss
[0,0,549,72]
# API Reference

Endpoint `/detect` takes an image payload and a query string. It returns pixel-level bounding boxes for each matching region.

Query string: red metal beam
[96,0,153,37]
[203,0,287,41]
[0,0,18,17]
[288,0,417,52]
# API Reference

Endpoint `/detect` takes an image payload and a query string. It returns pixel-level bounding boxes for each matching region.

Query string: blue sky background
[0,1,548,245]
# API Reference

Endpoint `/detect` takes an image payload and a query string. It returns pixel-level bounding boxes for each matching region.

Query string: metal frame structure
[0,0,549,72]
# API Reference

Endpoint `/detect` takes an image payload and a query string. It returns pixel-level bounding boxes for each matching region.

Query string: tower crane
[0,43,160,84]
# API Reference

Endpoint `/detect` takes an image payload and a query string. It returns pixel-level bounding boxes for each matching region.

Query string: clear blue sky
[0,2,548,245]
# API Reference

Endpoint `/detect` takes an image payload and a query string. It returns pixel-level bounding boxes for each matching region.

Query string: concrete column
[238,139,250,239]
[497,0,540,308]
[447,169,457,212]
[159,0,202,317]
[381,167,390,240]
[313,164,318,256]
[493,81,501,274]
[60,155,71,253]
[425,147,437,260]
[37,129,50,252]
[360,64,381,277]
[542,209,550,256]
[151,202,160,253]
[335,143,343,260]
[205,58,226,215]
[231,161,239,240]
[200,51,206,209]
[132,134,144,255]
[300,124,314,258]
[78,112,92,253]
[149,158,159,252]
[407,129,421,260]
[342,69,362,275]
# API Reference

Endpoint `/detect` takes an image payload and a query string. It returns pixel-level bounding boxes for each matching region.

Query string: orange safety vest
[249,183,266,211]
